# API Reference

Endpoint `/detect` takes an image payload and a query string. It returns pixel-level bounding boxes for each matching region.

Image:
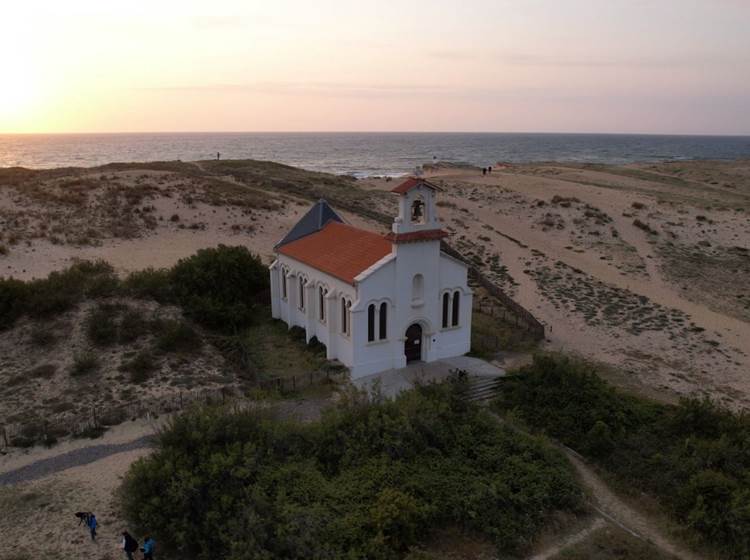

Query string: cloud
[425,49,750,69]
[140,82,478,98]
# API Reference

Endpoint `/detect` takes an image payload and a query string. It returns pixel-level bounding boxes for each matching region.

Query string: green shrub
[121,350,157,383]
[70,351,99,376]
[26,260,118,317]
[1,260,119,329]
[493,353,750,557]
[123,267,173,302]
[119,308,148,343]
[122,383,582,559]
[307,336,327,355]
[169,245,268,332]
[0,248,268,335]
[85,303,120,346]
[0,278,28,329]
[30,324,57,347]
[154,319,201,353]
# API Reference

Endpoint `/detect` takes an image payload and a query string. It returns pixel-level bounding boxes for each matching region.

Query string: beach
[1,157,749,559]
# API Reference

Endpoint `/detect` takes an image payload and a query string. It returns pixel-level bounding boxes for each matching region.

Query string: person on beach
[217,151,221,160]
[87,513,98,541]
[75,511,91,526]
[488,166,492,174]
[482,167,487,175]
[142,535,156,559]
[121,531,139,560]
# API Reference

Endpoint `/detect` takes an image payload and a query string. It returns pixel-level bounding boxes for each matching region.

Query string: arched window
[298,278,305,310]
[319,286,326,322]
[341,297,347,334]
[379,302,387,340]
[442,292,450,328]
[281,272,287,299]
[412,274,424,302]
[367,304,376,342]
[451,290,460,327]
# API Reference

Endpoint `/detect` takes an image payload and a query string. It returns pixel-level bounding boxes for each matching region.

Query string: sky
[1,0,749,134]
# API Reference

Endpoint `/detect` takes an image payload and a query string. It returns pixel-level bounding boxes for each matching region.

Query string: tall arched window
[281,272,287,299]
[451,290,460,327]
[341,297,347,334]
[412,274,424,303]
[442,292,450,328]
[319,286,326,322]
[367,304,376,342]
[298,278,305,310]
[379,302,387,340]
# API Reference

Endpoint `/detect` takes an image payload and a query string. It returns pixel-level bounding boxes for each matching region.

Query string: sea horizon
[2,131,750,177]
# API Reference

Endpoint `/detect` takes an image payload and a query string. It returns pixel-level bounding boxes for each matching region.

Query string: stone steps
[463,376,504,403]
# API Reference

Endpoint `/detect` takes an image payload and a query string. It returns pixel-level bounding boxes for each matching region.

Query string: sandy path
[0,435,153,486]
[462,170,749,343]
[527,517,606,560]
[561,448,701,560]
[0,448,151,560]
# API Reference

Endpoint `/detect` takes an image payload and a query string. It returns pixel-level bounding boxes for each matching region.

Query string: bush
[154,319,201,353]
[307,336,327,356]
[30,324,57,347]
[1,260,118,330]
[169,245,268,332]
[123,268,173,302]
[121,350,157,383]
[0,278,28,329]
[122,383,582,559]
[119,308,148,343]
[85,303,121,346]
[26,260,118,317]
[0,247,268,336]
[70,351,99,376]
[493,353,750,557]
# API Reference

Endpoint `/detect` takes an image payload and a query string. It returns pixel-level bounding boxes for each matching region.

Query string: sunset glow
[1,0,749,134]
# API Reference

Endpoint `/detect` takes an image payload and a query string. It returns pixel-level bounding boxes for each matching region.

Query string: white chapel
[269,177,472,378]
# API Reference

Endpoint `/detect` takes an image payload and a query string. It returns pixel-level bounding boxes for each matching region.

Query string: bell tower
[389,177,445,239]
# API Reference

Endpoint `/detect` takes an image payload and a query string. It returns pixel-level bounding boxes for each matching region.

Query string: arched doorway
[404,323,423,363]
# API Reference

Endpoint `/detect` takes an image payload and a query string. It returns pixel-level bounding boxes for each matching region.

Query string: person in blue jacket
[142,535,156,559]
[87,513,98,541]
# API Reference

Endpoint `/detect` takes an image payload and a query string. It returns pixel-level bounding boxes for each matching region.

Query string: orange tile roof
[277,221,392,284]
[391,177,443,194]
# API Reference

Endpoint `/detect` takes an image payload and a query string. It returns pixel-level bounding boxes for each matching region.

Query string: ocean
[1,132,749,177]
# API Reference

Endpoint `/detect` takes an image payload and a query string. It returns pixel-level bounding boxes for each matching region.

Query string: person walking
[121,531,139,560]
[217,151,221,160]
[142,535,156,560]
[87,513,98,541]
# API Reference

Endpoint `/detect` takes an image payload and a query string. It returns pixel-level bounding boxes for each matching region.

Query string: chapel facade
[269,177,472,378]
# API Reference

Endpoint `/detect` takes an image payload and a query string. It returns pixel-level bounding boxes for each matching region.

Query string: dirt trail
[528,517,606,560]
[0,436,153,486]
[561,448,701,560]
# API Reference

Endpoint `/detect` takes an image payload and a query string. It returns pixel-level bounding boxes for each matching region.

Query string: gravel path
[0,435,155,486]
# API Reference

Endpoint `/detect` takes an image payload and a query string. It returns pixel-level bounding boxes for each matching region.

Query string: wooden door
[404,324,422,363]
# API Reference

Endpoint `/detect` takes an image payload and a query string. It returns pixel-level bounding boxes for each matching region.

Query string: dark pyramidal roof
[275,199,345,249]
